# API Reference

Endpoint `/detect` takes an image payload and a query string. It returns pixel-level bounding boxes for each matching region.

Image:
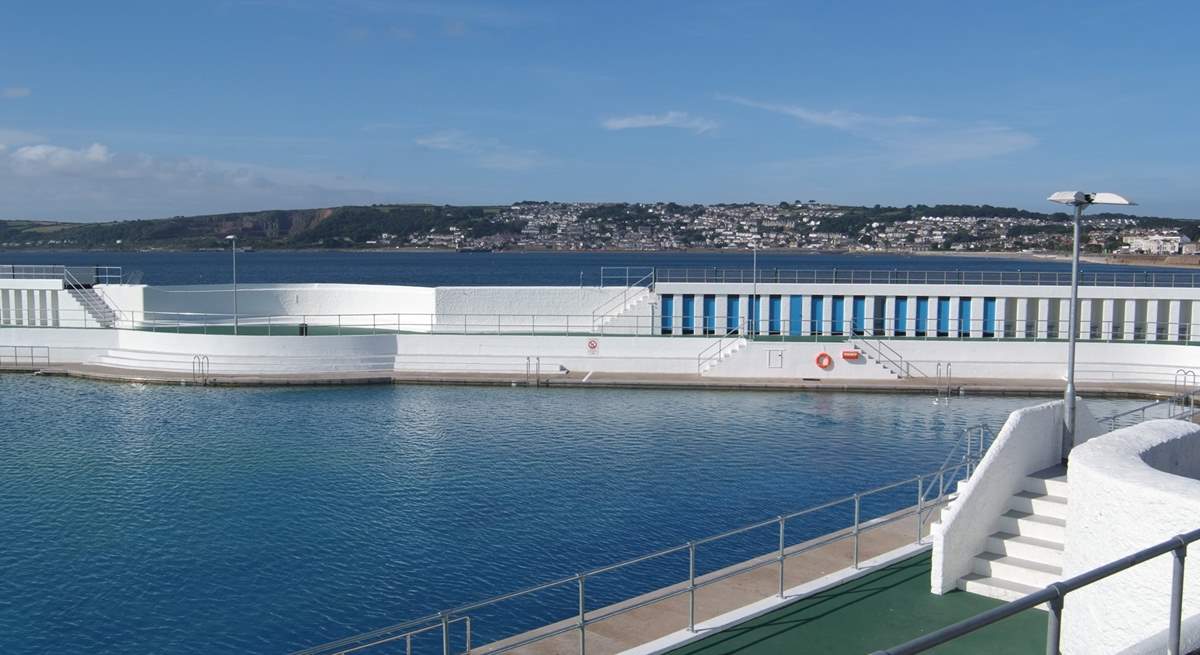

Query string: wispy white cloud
[415,129,544,171]
[718,95,925,130]
[10,143,112,173]
[720,94,1036,164]
[601,111,717,134]
[2,87,31,99]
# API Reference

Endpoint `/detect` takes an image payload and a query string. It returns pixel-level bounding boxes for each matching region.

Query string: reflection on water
[0,374,1131,654]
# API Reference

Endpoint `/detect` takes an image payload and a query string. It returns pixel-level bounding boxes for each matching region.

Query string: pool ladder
[192,354,210,386]
[935,362,953,401]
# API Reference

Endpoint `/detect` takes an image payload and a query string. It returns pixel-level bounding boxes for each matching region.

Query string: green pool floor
[670,551,1046,655]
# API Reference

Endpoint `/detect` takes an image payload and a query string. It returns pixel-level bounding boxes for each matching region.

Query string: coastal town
[402,201,1196,255]
[2,200,1196,255]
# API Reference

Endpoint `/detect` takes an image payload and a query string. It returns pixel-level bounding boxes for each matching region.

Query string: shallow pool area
[0,374,1132,654]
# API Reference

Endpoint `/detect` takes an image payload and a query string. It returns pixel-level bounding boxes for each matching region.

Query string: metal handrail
[591,270,655,327]
[294,451,991,655]
[0,264,123,284]
[852,337,926,378]
[873,526,1200,655]
[696,321,746,373]
[1099,387,1200,431]
[653,268,1200,288]
[0,345,50,367]
[62,267,121,327]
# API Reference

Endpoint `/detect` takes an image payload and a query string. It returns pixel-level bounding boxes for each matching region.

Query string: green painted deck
[669,552,1046,655]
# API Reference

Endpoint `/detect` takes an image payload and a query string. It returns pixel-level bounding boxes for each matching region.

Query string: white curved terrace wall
[140,283,436,322]
[931,400,1103,594]
[1064,419,1200,655]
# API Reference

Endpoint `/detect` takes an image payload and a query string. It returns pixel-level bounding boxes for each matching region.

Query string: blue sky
[1,0,1198,221]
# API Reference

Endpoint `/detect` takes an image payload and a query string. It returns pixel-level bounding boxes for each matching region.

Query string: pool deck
[1,362,1184,399]
[666,551,1046,655]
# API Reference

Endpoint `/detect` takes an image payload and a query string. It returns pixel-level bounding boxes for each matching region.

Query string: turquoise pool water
[0,373,1129,653]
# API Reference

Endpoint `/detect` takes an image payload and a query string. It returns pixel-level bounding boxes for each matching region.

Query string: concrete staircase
[592,287,652,330]
[66,287,118,327]
[848,338,909,380]
[957,465,1067,602]
[698,337,748,375]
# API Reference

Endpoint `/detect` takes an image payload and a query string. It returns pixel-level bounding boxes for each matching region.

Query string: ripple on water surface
[0,374,1131,654]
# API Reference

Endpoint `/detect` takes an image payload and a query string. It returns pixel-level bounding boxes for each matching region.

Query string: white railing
[0,264,123,284]
[0,345,49,367]
[654,268,1200,288]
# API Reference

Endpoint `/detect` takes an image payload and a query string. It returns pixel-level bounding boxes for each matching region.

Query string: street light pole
[1049,191,1135,457]
[1063,202,1083,454]
[226,235,238,335]
[752,245,758,336]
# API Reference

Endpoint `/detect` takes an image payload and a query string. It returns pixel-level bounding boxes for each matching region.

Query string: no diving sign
[586,338,599,355]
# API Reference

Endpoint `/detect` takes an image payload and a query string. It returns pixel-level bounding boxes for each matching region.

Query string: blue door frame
[661,295,674,334]
[895,297,908,336]
[789,295,803,336]
[915,297,929,337]
[682,295,695,335]
[703,295,716,335]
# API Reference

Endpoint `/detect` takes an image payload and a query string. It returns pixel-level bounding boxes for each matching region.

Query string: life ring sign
[815,352,833,369]
[586,338,599,355]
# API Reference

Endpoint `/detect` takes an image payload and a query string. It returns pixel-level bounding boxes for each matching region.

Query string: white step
[1009,490,1068,520]
[1024,465,1069,497]
[958,573,1043,604]
[985,532,1064,567]
[996,509,1066,542]
[972,552,1062,588]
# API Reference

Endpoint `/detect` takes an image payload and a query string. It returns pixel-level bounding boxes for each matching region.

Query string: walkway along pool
[0,373,1133,654]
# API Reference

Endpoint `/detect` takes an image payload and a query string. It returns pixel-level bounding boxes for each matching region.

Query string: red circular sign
[586,339,599,351]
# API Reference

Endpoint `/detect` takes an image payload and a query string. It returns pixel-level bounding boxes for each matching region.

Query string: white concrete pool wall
[1063,419,1200,655]
[4,278,1200,380]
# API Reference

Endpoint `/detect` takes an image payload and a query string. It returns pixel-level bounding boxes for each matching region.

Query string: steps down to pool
[958,465,1068,603]
[698,336,748,375]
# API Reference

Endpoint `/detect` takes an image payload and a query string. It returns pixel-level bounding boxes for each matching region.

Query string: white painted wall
[930,400,1103,594]
[1063,419,1200,655]
[132,283,436,331]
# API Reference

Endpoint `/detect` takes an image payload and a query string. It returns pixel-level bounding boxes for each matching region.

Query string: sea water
[0,374,1131,653]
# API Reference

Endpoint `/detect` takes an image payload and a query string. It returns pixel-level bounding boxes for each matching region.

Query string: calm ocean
[0,249,1188,287]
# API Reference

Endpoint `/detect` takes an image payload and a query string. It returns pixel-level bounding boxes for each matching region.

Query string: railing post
[578,573,587,655]
[778,516,786,598]
[406,633,412,655]
[441,612,450,655]
[916,476,924,543]
[1046,593,1063,655]
[465,616,472,654]
[1169,541,1186,655]
[853,494,861,569]
[688,542,697,632]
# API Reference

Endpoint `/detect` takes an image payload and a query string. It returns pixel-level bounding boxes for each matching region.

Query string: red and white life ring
[815,352,833,369]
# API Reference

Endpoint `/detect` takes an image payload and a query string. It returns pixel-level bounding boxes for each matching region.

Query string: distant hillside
[0,204,521,250]
[0,201,1195,250]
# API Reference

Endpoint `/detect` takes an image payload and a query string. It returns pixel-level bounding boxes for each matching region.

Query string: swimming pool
[0,374,1131,653]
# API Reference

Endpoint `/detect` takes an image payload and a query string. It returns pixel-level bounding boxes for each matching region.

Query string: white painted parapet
[1063,420,1200,655]
[930,400,1102,594]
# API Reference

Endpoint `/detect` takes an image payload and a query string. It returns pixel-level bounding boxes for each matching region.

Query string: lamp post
[225,235,238,335]
[1047,191,1135,456]
[751,244,758,336]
